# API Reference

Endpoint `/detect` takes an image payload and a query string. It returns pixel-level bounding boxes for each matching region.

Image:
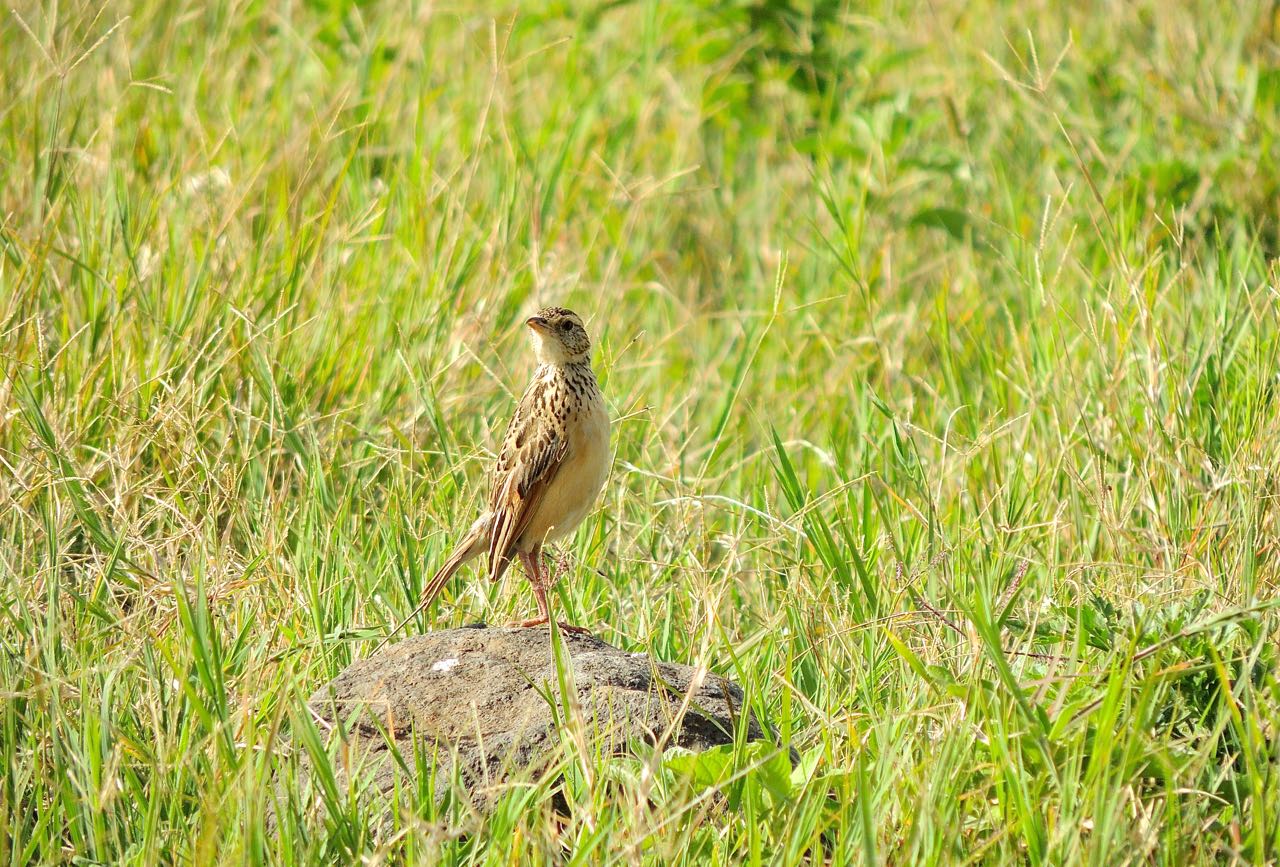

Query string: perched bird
[379,307,610,647]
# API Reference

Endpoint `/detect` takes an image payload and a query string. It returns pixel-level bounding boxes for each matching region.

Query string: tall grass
[1,0,1277,862]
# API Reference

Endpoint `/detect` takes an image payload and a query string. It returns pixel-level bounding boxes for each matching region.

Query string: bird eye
[559,321,572,331]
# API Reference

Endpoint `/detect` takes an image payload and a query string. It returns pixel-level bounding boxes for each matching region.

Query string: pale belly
[518,400,610,549]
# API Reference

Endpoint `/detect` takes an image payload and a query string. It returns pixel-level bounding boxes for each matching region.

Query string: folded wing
[486,389,568,581]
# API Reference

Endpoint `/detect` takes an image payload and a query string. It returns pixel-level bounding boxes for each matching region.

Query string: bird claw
[507,616,591,635]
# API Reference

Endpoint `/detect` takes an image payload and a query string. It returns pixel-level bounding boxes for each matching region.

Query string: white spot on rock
[431,658,460,673]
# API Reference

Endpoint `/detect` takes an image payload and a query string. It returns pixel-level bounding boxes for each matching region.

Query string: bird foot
[506,616,591,635]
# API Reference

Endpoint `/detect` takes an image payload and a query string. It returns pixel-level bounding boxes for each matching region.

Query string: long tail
[374,525,486,652]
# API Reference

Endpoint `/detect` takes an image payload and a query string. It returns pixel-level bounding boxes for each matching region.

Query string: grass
[1,0,1278,862]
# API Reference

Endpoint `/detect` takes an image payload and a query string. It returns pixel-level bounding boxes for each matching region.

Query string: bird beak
[526,316,549,331]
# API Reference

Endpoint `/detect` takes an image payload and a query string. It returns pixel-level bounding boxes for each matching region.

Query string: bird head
[526,306,592,364]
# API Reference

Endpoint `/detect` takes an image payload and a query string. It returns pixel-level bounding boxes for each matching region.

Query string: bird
[378,306,610,648]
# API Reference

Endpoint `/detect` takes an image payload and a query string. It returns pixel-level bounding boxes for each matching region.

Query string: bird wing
[486,381,568,581]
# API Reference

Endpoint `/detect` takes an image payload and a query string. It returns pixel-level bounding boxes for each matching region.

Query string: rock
[300,624,769,815]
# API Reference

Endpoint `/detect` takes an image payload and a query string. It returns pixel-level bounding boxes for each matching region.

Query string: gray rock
[300,624,769,814]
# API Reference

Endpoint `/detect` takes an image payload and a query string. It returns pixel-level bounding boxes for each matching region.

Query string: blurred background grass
[1,0,1278,863]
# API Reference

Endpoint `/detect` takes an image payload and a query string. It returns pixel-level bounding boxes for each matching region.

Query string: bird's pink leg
[510,547,589,634]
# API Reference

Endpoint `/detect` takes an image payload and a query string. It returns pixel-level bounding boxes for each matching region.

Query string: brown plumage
[377,307,610,648]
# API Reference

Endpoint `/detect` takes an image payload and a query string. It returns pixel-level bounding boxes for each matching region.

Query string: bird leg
[509,547,590,634]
